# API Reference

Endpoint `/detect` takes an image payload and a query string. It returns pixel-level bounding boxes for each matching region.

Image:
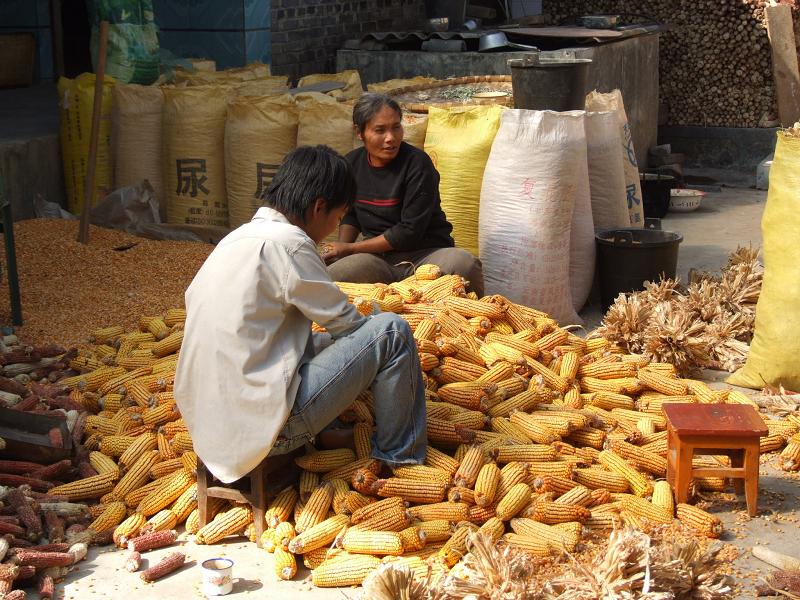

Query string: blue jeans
[269,313,427,467]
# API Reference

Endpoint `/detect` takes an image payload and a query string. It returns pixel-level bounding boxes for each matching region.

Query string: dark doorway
[59,0,92,78]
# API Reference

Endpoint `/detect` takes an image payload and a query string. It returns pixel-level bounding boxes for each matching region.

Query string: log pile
[542,0,800,127]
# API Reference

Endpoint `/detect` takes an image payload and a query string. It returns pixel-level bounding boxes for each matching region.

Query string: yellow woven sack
[163,85,230,227]
[112,84,165,208]
[367,76,438,93]
[297,94,360,157]
[728,131,800,390]
[57,73,115,214]
[298,70,363,100]
[175,62,271,86]
[233,76,290,97]
[424,105,504,257]
[225,94,298,228]
[402,113,428,150]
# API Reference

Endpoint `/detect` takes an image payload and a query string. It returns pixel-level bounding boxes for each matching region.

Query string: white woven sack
[585,111,630,233]
[479,109,591,324]
[567,112,594,315]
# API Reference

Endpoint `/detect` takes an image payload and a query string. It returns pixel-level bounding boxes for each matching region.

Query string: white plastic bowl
[669,189,705,212]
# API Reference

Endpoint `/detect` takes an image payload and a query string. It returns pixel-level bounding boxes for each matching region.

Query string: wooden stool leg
[251,465,266,549]
[673,438,694,504]
[197,460,209,528]
[730,449,745,494]
[744,443,760,517]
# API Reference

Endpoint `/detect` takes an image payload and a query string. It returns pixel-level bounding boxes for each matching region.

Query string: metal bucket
[509,55,592,111]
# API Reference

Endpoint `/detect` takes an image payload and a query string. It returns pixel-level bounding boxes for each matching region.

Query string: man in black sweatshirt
[323,93,484,296]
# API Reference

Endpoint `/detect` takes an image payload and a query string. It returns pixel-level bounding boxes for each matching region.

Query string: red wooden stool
[197,449,300,548]
[663,403,768,517]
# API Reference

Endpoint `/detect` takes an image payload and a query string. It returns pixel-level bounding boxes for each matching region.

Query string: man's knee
[372,312,412,337]
[327,254,393,284]
[431,248,484,296]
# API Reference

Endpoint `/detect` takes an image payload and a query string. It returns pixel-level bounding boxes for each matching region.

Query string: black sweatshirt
[343,142,454,252]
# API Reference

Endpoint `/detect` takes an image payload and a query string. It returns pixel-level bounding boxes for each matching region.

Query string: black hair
[352,93,402,135]
[263,145,356,221]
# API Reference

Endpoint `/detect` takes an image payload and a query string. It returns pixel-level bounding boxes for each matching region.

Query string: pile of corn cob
[38,265,799,590]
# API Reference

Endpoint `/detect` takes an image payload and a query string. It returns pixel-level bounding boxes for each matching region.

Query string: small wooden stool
[663,403,768,517]
[197,450,300,548]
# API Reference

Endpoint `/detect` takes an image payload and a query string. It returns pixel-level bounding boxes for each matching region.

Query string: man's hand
[322,241,354,265]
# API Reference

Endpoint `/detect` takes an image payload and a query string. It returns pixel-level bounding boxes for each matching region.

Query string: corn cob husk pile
[596,246,763,375]
[362,528,734,599]
[20,263,799,591]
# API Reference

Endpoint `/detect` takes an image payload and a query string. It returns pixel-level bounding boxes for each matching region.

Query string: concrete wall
[338,32,660,167]
[271,0,426,82]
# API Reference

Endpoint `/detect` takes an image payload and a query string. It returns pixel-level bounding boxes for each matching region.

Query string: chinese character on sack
[623,124,638,166]
[176,159,210,197]
[626,184,641,209]
[255,163,279,199]
[521,178,535,199]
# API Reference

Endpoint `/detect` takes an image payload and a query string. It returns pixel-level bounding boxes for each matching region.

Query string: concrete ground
[55,184,796,599]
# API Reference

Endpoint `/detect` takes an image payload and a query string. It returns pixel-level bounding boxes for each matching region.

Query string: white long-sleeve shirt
[174,207,365,483]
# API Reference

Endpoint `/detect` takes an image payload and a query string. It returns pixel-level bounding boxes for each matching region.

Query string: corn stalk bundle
[596,247,763,374]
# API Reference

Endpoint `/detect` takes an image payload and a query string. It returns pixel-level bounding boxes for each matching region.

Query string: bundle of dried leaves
[595,247,762,375]
[364,530,733,600]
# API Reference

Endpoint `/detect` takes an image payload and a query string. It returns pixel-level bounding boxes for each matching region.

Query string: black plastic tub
[640,173,675,219]
[509,56,592,111]
[595,228,683,311]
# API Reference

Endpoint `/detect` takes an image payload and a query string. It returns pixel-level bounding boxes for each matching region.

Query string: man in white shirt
[175,145,427,484]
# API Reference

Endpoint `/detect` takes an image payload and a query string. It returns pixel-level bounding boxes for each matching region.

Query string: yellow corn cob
[273,547,297,581]
[137,469,194,517]
[453,446,486,488]
[412,263,441,280]
[149,457,183,480]
[123,471,179,508]
[88,500,127,533]
[398,526,427,553]
[530,474,579,496]
[525,359,569,393]
[508,413,560,444]
[502,532,557,556]
[150,330,183,358]
[530,501,590,524]
[350,496,405,525]
[495,483,531,521]
[288,513,349,554]
[726,389,760,408]
[495,462,529,500]
[418,443,456,474]
[448,486,475,504]
[621,496,673,525]
[779,441,800,471]
[636,417,657,436]
[419,352,439,371]
[195,505,253,544]
[342,528,403,556]
[394,465,453,486]
[406,501,468,523]
[510,518,579,552]
[443,296,505,320]
[113,512,147,547]
[271,521,296,551]
[598,450,653,497]
[651,481,675,514]
[168,483,197,524]
[49,471,118,501]
[638,369,688,396]
[161,308,186,326]
[312,553,381,587]
[352,468,379,496]
[554,485,593,507]
[473,462,501,508]
[353,509,410,533]
[586,392,636,411]
[350,422,372,461]
[578,361,636,380]
[374,478,446,504]
[321,458,380,483]
[573,468,630,493]
[297,470,320,501]
[295,449,356,473]
[487,389,542,418]
[112,450,161,500]
[448,410,489,430]
[413,318,438,342]
[89,451,121,478]
[295,483,334,533]
[141,403,178,428]
[140,508,178,534]
[476,361,516,384]
[437,381,495,411]
[609,440,667,477]
[118,433,158,471]
[413,520,451,545]
[493,444,557,464]
[436,357,488,385]
[489,417,532,444]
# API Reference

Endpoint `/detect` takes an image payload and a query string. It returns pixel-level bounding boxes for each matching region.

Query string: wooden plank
[766,4,800,127]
